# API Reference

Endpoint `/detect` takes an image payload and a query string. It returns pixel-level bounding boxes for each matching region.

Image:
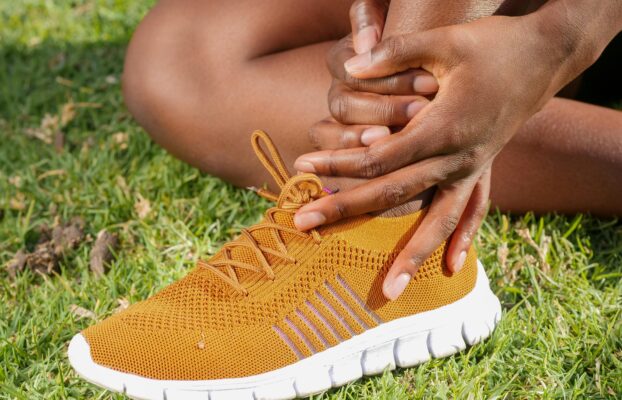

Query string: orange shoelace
[197,130,326,295]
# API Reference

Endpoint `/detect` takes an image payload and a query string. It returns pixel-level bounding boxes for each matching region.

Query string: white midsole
[68,260,501,400]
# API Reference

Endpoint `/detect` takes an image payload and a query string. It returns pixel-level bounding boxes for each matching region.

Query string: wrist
[527,0,622,87]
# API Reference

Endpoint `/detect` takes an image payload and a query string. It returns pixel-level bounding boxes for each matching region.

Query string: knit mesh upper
[82,209,477,380]
[80,131,478,381]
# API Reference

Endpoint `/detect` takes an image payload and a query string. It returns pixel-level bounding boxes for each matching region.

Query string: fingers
[328,82,429,126]
[327,36,438,96]
[344,31,440,79]
[445,166,491,273]
[308,118,391,150]
[382,177,477,300]
[294,102,446,179]
[294,158,444,230]
[349,0,389,54]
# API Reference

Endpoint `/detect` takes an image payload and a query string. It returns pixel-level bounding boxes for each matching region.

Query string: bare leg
[123,0,622,215]
[122,0,351,188]
[492,98,622,216]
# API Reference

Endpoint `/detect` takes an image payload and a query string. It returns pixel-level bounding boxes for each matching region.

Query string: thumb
[345,30,438,79]
[350,0,389,54]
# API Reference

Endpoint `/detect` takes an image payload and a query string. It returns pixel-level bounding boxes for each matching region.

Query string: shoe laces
[197,130,326,295]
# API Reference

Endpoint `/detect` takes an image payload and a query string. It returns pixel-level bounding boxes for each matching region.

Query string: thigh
[149,0,353,58]
[123,0,353,186]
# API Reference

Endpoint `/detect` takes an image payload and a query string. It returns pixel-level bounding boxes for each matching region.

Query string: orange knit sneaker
[68,131,501,400]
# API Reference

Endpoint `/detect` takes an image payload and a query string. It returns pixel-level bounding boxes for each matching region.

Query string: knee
[121,10,192,141]
[121,53,166,139]
[122,1,241,145]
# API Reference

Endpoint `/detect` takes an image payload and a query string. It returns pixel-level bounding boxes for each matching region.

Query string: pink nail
[354,26,378,54]
[294,211,326,231]
[454,251,467,273]
[344,52,372,75]
[383,272,411,300]
[406,101,425,119]
[360,126,390,146]
[293,159,316,173]
[413,74,438,93]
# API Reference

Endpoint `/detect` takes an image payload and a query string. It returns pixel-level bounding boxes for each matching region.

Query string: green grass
[1,1,620,399]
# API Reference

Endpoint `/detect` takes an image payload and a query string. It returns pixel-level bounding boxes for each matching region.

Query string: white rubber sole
[68,260,501,400]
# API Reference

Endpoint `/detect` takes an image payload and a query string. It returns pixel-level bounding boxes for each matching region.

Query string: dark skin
[294,0,622,299]
[122,0,622,300]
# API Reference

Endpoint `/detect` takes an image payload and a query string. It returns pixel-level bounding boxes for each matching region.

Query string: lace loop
[251,130,291,189]
[199,130,325,295]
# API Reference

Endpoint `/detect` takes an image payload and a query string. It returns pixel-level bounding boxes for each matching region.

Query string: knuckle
[439,214,460,237]
[461,147,483,173]
[380,183,407,207]
[327,151,340,176]
[446,132,463,151]
[378,35,406,64]
[327,81,341,102]
[327,38,353,79]
[358,148,385,178]
[407,253,425,269]
[448,147,484,179]
[445,30,472,60]
[329,93,350,123]
[440,123,464,151]
[307,125,322,150]
[383,74,403,93]
[372,97,396,123]
[330,198,350,219]
[343,73,363,89]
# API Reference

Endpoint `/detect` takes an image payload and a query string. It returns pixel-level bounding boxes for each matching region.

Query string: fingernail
[355,26,378,54]
[344,52,371,75]
[294,211,326,231]
[455,251,467,273]
[384,272,411,300]
[406,101,425,119]
[360,126,390,146]
[413,74,438,93]
[294,159,316,173]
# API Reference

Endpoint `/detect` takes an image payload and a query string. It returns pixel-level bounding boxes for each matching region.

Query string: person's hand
[308,33,439,150]
[294,14,581,300]
[308,0,438,152]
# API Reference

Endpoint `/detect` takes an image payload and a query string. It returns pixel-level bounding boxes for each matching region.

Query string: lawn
[0,1,621,399]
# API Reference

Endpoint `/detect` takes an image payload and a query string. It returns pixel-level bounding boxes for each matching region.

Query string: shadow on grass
[582,217,622,283]
[0,39,129,125]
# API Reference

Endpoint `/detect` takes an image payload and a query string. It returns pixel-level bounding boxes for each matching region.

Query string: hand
[307,0,438,152]
[295,14,577,300]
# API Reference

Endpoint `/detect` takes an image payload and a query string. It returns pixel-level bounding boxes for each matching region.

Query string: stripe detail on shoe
[289,311,326,352]
[324,282,369,330]
[335,274,382,325]
[313,291,356,338]
[277,277,383,359]
[317,286,365,335]
[304,300,343,344]
[284,317,317,355]
[272,325,303,360]
[295,309,330,349]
